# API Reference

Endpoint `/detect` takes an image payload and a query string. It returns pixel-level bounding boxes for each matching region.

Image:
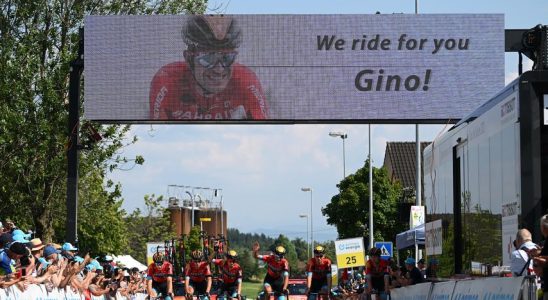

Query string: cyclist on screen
[306,245,332,300]
[185,250,212,300]
[212,249,242,300]
[146,252,175,300]
[149,15,268,120]
[252,241,289,300]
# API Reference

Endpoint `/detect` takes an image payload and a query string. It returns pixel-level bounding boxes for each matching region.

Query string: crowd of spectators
[0,220,147,299]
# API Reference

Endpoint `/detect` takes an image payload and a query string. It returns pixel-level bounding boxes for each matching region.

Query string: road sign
[199,217,211,222]
[335,237,366,268]
[374,241,393,260]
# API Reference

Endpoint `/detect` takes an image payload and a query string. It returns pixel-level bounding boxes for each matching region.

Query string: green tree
[0,0,206,250]
[293,238,309,262]
[322,159,405,246]
[125,194,176,263]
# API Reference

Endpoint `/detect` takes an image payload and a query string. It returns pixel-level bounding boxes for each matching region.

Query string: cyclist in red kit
[146,252,175,300]
[185,250,212,299]
[149,15,268,120]
[252,242,289,300]
[306,246,332,300]
[212,250,242,300]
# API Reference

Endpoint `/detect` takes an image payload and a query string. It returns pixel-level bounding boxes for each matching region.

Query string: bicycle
[257,290,289,300]
[308,292,329,300]
[217,291,245,300]
[147,290,175,300]
[186,292,211,300]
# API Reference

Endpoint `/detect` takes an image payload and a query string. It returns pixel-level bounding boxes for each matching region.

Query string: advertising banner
[452,277,523,300]
[390,282,432,300]
[410,205,425,228]
[84,14,504,123]
[425,219,443,255]
[335,237,366,268]
[146,242,164,266]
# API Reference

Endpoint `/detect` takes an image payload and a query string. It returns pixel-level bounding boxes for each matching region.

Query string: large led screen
[84,14,504,123]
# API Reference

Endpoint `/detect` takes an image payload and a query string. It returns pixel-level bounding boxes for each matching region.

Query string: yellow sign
[199,217,211,222]
[334,237,366,268]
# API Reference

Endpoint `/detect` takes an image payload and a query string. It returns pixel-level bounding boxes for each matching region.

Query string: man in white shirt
[510,228,538,276]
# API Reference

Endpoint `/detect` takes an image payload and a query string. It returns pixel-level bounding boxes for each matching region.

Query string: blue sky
[109,0,546,242]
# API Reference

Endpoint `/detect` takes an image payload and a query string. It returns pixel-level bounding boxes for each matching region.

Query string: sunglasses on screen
[193,51,238,69]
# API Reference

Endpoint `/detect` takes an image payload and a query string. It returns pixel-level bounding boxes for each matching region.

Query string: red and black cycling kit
[149,62,268,120]
[185,261,212,282]
[365,258,389,291]
[147,261,173,296]
[260,255,289,279]
[185,260,212,294]
[307,257,332,281]
[212,259,242,284]
[307,257,332,292]
[147,261,173,283]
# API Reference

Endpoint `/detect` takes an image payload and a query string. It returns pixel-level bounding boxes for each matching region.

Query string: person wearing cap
[403,258,424,285]
[61,242,78,260]
[253,241,290,300]
[425,258,440,282]
[149,15,268,121]
[11,229,31,243]
[43,245,61,265]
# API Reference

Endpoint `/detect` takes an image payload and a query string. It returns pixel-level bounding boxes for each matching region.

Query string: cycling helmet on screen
[368,247,382,257]
[182,15,242,51]
[191,250,203,261]
[274,246,286,257]
[153,252,164,264]
[314,245,325,255]
[226,250,238,259]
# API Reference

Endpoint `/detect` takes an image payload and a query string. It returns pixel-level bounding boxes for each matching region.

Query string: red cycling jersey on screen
[149,62,268,120]
[147,261,173,283]
[185,260,212,282]
[212,259,243,284]
[260,255,289,279]
[307,256,332,280]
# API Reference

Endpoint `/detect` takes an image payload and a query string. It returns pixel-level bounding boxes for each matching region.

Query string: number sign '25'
[334,237,366,268]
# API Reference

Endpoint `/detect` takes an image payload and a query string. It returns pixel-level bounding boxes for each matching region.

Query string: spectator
[61,242,78,260]
[510,229,538,276]
[386,260,403,289]
[417,258,426,278]
[29,238,45,271]
[532,214,548,300]
[11,229,31,243]
[402,258,424,285]
[0,242,29,275]
[3,221,15,234]
[425,258,440,282]
[0,233,13,249]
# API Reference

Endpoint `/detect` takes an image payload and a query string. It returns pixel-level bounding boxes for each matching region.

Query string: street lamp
[299,214,310,259]
[301,187,313,249]
[329,132,348,177]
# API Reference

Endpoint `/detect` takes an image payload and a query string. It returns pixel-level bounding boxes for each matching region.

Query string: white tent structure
[113,255,148,271]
